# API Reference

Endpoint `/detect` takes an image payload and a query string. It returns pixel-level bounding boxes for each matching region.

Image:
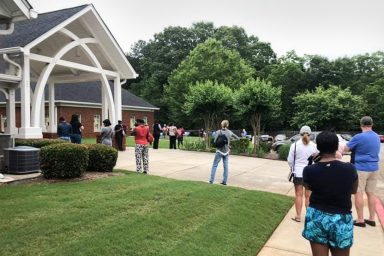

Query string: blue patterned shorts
[302,207,353,249]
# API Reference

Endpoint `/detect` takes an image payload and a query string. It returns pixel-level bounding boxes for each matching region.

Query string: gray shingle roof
[0,5,88,49]
[0,82,158,110]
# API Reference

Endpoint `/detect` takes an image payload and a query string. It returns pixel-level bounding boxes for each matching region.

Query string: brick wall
[0,105,155,138]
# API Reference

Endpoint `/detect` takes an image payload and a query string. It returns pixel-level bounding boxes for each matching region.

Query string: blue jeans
[209,152,228,183]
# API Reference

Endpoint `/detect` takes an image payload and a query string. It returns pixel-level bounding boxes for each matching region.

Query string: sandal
[291,217,301,222]
[364,219,376,227]
[353,220,366,227]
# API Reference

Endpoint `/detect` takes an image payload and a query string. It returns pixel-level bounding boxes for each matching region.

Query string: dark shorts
[293,177,304,185]
[302,207,353,249]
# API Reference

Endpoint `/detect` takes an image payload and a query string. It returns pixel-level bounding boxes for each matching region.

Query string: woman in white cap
[287,125,318,222]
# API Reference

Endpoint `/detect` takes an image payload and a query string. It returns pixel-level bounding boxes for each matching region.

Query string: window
[130,116,136,130]
[45,113,49,130]
[77,114,82,123]
[94,114,101,132]
[0,115,6,133]
[143,116,148,124]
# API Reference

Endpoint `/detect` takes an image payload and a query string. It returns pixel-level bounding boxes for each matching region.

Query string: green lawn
[82,136,202,149]
[0,172,293,256]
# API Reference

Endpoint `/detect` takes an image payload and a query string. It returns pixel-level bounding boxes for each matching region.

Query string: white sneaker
[0,173,4,179]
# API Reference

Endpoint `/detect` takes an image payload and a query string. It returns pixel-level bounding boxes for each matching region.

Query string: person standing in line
[162,124,168,139]
[114,120,124,151]
[168,123,177,149]
[287,126,318,222]
[177,125,185,149]
[100,119,114,146]
[209,120,239,185]
[134,119,150,174]
[57,116,72,142]
[152,120,162,149]
[344,116,380,227]
[302,131,358,256]
[70,114,84,144]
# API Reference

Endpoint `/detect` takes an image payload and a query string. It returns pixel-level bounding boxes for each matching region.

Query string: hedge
[15,138,68,148]
[278,143,291,160]
[231,138,250,154]
[40,143,89,179]
[86,144,118,172]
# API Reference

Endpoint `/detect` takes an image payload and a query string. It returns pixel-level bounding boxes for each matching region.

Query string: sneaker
[208,181,213,184]
[143,171,148,175]
[220,182,227,186]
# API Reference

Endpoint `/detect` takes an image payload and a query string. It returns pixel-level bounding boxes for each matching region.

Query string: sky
[28,0,384,59]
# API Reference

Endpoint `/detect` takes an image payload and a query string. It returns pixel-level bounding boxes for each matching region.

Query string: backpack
[214,131,228,148]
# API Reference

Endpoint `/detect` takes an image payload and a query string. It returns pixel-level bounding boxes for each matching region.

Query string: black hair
[103,119,111,126]
[316,131,338,155]
[70,114,79,124]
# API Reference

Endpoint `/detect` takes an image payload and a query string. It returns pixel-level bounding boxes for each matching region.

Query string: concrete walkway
[116,148,384,256]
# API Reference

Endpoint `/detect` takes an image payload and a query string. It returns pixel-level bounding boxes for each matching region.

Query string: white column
[101,84,108,121]
[20,53,31,128]
[17,52,42,138]
[114,77,122,122]
[5,88,16,135]
[48,80,56,133]
[40,95,46,132]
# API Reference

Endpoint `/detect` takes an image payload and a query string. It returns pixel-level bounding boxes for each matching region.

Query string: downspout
[0,22,15,35]
[3,54,22,79]
[120,79,127,86]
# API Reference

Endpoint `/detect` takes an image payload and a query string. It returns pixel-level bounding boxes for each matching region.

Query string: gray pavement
[116,148,384,256]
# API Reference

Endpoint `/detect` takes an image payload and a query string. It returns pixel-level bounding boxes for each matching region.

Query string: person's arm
[351,167,358,194]
[303,167,311,191]
[231,131,240,140]
[287,143,295,168]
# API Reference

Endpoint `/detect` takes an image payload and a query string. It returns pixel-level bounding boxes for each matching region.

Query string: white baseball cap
[300,125,311,135]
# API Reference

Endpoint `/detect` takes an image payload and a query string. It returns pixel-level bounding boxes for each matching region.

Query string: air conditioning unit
[3,146,40,174]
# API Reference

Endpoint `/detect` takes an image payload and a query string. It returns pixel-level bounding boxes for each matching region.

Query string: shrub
[183,138,206,151]
[256,147,267,158]
[231,138,250,154]
[86,144,118,172]
[259,142,272,153]
[278,144,291,160]
[40,143,88,179]
[15,139,68,148]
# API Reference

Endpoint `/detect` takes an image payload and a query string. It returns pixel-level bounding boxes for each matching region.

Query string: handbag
[288,142,296,182]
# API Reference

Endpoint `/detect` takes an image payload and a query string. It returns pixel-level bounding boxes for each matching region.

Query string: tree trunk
[251,113,262,154]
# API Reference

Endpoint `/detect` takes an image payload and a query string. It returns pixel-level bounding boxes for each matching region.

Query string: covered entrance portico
[0,4,137,138]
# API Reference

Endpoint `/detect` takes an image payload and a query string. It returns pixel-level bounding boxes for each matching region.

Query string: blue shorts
[302,207,353,249]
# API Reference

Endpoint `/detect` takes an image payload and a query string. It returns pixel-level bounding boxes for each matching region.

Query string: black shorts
[293,177,304,186]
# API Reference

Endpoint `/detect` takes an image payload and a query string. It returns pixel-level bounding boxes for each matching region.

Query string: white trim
[12,0,33,19]
[24,5,93,50]
[29,53,119,77]
[0,74,21,83]
[0,47,24,54]
[88,7,138,78]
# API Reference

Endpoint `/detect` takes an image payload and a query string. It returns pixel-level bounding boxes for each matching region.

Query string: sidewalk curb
[376,198,384,230]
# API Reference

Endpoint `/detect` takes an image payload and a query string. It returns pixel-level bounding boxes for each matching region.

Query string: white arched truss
[30,28,118,127]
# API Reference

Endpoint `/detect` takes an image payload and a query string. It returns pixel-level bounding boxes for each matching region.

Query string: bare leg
[294,184,303,220]
[366,192,376,221]
[330,246,350,256]
[310,242,329,256]
[354,192,364,222]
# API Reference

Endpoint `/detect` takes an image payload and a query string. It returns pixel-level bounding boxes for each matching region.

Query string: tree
[165,38,254,124]
[267,57,307,128]
[234,78,281,152]
[291,86,364,131]
[183,81,233,147]
[362,79,384,131]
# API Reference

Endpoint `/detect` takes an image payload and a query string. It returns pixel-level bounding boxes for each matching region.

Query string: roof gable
[0,5,87,49]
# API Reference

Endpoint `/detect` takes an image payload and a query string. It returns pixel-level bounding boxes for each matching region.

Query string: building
[0,3,156,138]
